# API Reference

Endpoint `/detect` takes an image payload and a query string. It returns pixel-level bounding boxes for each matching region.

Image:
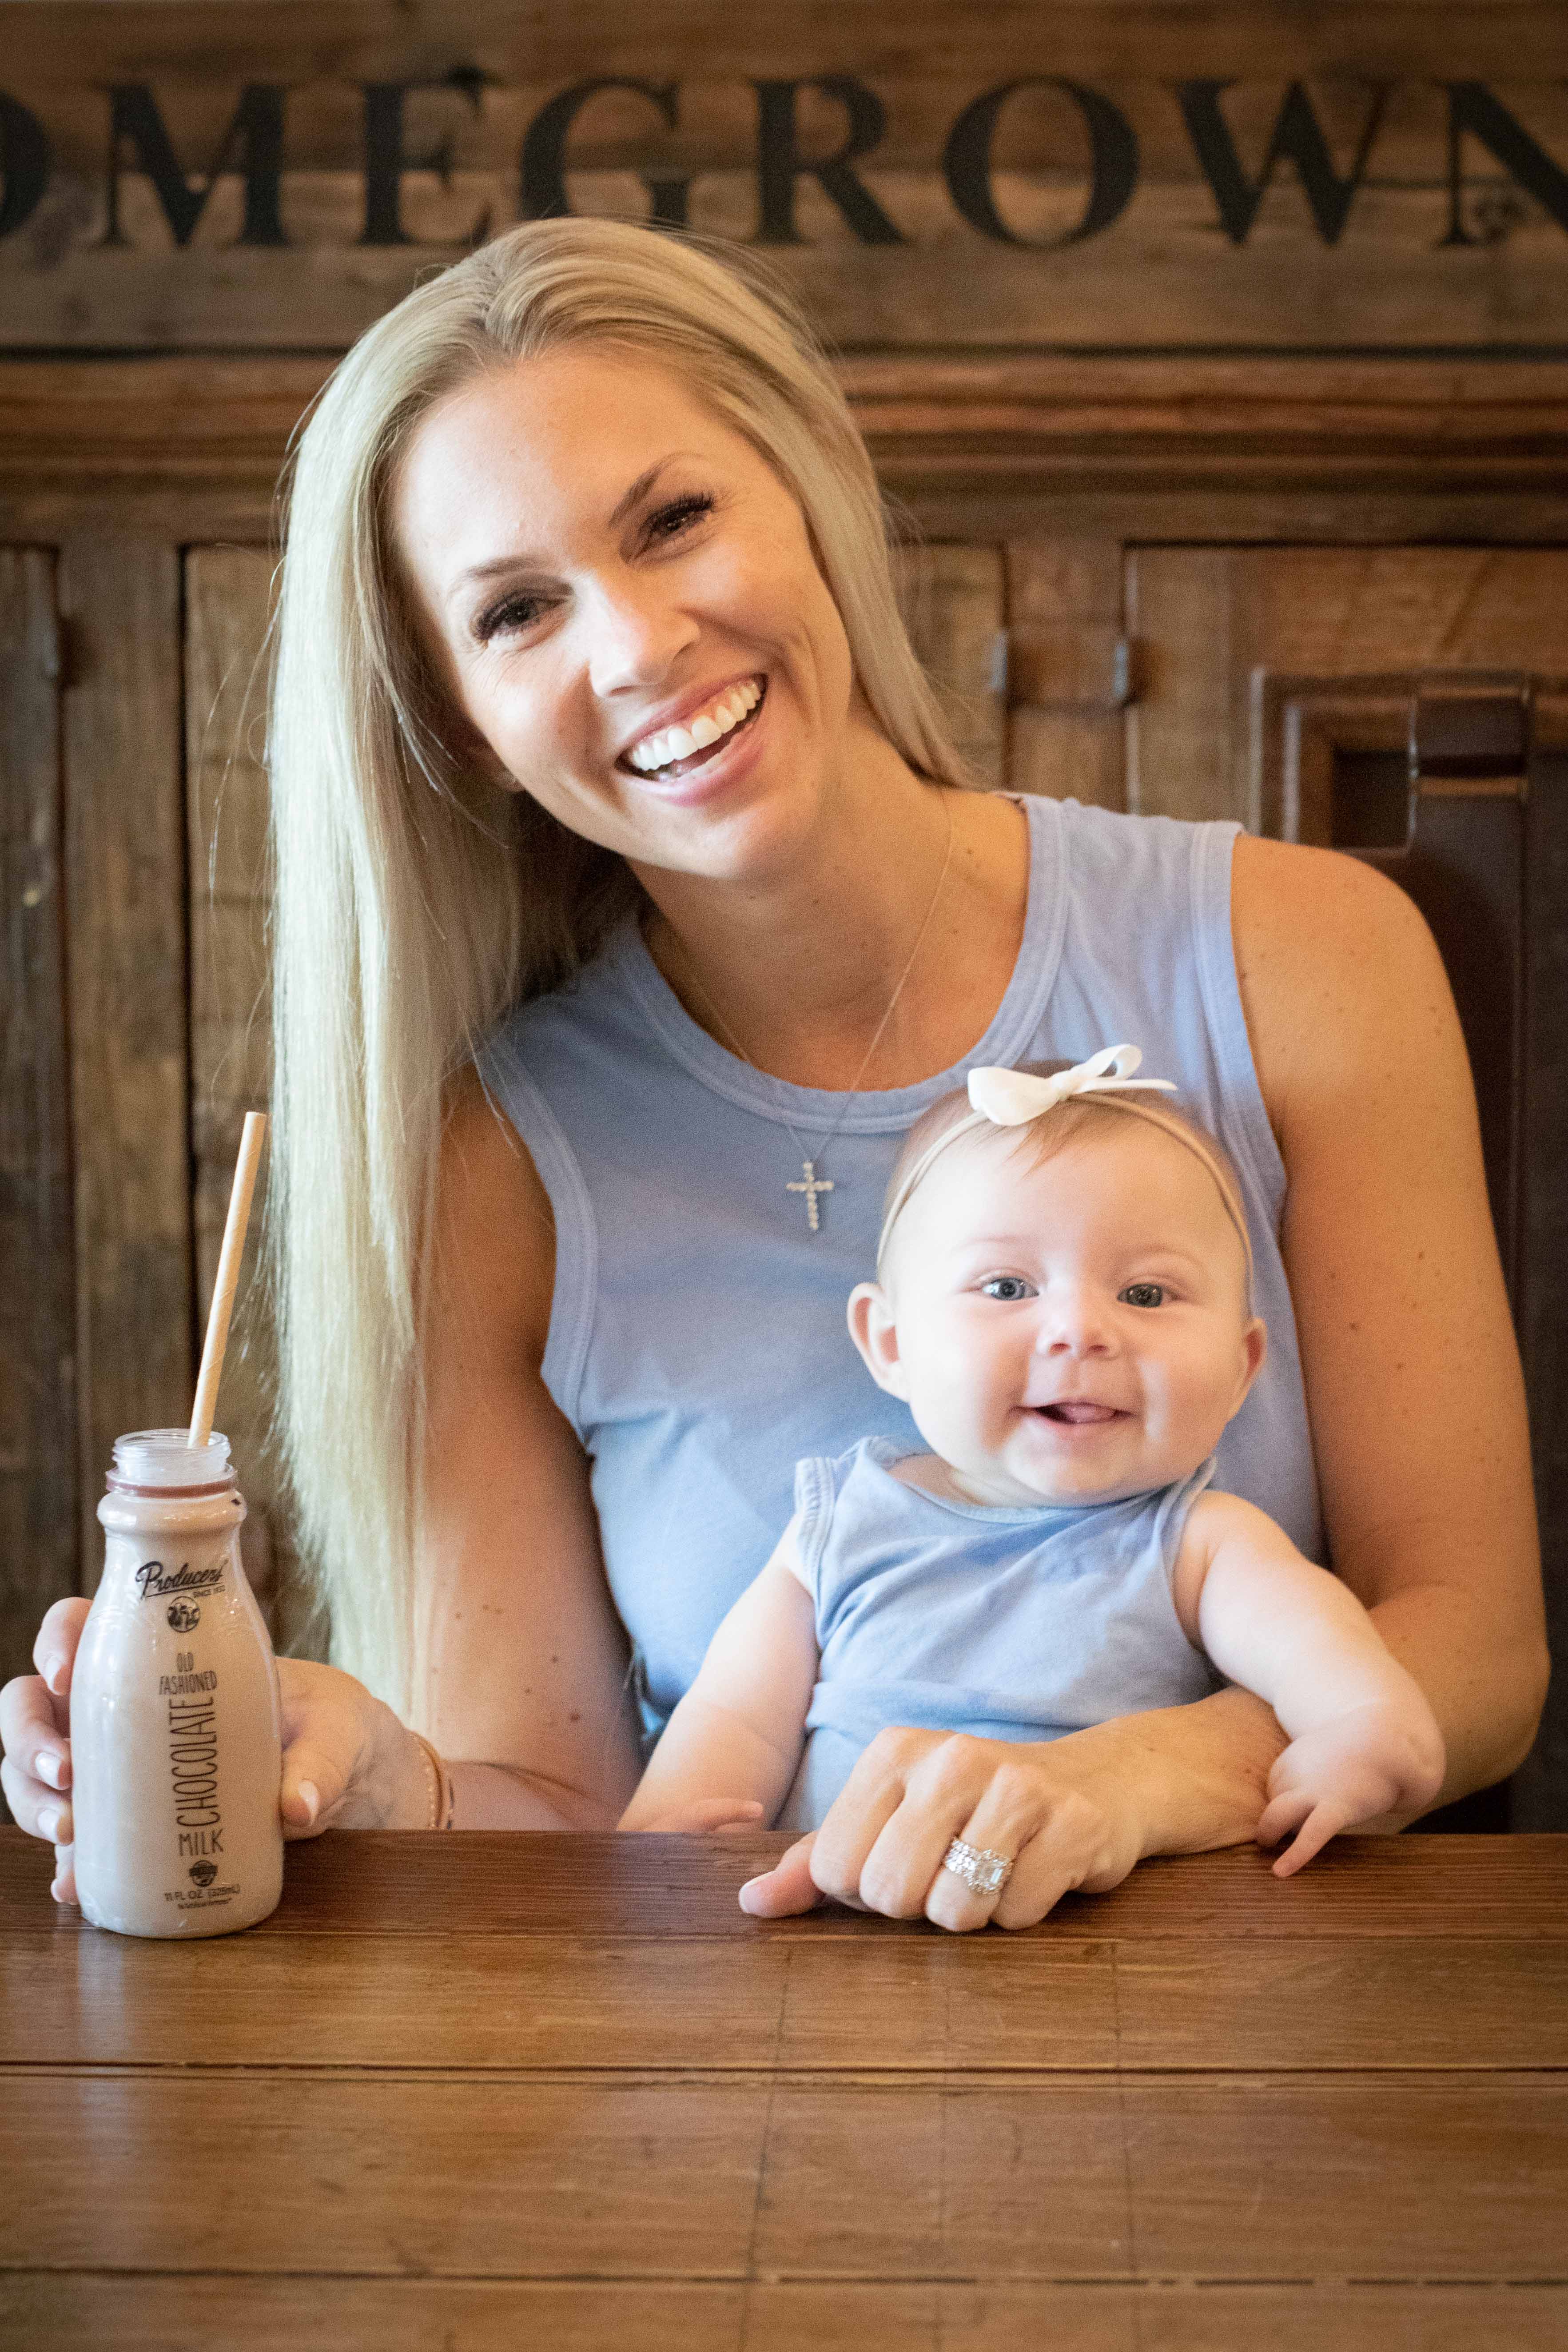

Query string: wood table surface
[2,1827,1566,2352]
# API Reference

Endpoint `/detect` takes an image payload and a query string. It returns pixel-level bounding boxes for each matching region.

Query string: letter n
[0,92,50,241]
[1440,81,1568,245]
[103,84,287,247]
[1176,79,1386,245]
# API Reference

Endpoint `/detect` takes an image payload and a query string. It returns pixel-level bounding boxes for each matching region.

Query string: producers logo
[188,1860,218,1887]
[135,1559,223,1604]
[166,1601,201,1632]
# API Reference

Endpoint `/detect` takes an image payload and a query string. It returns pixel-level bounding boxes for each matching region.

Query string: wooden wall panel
[1126,546,1568,831]
[0,551,73,1693]
[59,541,190,1584]
[184,546,295,1641]
[1004,541,1125,809]
[892,543,1004,787]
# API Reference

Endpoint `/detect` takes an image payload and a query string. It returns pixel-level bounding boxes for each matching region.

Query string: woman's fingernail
[41,1655,66,1695]
[38,1807,62,1841]
[296,1780,319,1825]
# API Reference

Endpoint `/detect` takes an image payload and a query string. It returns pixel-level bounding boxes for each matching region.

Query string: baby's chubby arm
[618,1520,820,1834]
[1170,1493,1446,1876]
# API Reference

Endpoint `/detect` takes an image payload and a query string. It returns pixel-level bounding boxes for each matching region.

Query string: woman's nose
[583,573,700,697]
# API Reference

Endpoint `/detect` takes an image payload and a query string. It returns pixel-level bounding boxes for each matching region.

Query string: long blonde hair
[269,218,972,1710]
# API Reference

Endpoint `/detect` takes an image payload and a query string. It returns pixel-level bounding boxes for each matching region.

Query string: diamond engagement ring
[941,1836,1013,1897]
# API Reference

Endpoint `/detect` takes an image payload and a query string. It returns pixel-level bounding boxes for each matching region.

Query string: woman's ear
[848,1280,909,1400]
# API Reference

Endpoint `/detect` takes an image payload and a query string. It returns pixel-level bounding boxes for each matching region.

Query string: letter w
[104,84,286,247]
[1176,80,1386,246]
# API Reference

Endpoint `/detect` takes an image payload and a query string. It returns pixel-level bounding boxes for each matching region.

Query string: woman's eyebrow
[450,454,697,596]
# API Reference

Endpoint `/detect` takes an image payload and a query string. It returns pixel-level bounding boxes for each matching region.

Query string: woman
[1,221,1547,1929]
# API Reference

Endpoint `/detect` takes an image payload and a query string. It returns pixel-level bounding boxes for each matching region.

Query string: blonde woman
[2,221,1547,1928]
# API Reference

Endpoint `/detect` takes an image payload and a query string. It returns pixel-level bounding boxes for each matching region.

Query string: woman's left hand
[738,1726,1147,1931]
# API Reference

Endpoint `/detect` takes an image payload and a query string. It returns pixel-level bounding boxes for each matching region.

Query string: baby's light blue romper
[779,1438,1220,1830]
[475,795,1322,1750]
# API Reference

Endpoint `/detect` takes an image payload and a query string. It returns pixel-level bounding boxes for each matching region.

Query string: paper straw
[188,1111,267,1450]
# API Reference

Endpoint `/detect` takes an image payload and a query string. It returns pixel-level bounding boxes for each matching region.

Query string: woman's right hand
[1,1598,438,1906]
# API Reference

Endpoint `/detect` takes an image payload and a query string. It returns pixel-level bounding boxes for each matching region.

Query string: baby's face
[856,1120,1265,1508]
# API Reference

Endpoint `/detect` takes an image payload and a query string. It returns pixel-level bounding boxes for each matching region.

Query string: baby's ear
[848,1281,909,1400]
[1231,1314,1268,1415]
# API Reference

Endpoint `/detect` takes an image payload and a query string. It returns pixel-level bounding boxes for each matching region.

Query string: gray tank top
[778,1440,1220,1831]
[475,795,1321,1739]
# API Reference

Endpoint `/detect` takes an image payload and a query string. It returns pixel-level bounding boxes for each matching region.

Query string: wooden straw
[188,1111,267,1450]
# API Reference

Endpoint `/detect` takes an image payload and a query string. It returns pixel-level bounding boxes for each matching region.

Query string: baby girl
[620,1048,1445,1908]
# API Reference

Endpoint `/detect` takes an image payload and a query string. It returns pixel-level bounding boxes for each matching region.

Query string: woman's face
[392,345,868,883]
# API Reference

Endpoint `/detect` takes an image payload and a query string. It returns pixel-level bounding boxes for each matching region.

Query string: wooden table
[2,1828,1567,2350]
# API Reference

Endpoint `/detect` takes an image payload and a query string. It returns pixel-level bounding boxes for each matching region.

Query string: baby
[620,1048,1445,1892]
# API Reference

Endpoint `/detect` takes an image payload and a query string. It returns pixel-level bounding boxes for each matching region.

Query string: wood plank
[1112,1937,1568,2071]
[8,1828,1568,1941]
[0,1930,1121,2072]
[0,548,76,1698]
[892,542,1005,787]
[184,546,295,1640]
[0,2072,770,2278]
[4,2276,1565,2352]
[6,2279,1568,2352]
[59,540,190,1584]
[753,2076,1568,2280]
[8,1923,1563,2074]
[1005,541,1125,809]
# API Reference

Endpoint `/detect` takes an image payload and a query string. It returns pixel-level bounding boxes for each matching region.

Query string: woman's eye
[1120,1282,1166,1309]
[645,493,714,543]
[980,1275,1035,1302]
[474,591,549,644]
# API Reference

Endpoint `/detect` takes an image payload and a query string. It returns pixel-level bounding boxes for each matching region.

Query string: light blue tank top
[475,795,1321,1740]
[778,1438,1221,1831]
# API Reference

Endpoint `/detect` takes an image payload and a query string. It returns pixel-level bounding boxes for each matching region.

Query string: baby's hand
[1257,1697,1446,1878]
[621,1797,766,1836]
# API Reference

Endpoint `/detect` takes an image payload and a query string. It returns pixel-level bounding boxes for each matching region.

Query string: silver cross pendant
[786,1159,835,1233]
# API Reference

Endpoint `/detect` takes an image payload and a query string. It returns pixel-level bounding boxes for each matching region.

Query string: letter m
[104,84,286,247]
[1176,80,1385,245]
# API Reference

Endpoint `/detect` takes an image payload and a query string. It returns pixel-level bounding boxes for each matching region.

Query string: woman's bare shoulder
[1229,832,1458,1139]
[432,1062,557,1369]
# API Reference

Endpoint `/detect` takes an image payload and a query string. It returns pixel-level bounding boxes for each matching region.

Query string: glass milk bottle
[71,1429,283,1938]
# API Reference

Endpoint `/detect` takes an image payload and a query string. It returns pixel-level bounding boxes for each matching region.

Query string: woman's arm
[1232,834,1549,1806]
[409,1067,645,1828]
[619,1548,818,1830]
[743,831,1548,1930]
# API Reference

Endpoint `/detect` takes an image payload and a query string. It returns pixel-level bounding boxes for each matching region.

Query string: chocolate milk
[71,1429,284,1938]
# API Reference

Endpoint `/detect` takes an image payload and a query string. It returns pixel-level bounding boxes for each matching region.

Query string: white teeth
[626,679,761,772]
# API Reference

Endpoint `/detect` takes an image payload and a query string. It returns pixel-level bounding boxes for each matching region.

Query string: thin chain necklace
[664,791,956,1233]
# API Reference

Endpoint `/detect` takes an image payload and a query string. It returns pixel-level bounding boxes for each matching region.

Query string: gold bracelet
[411,1732,455,1831]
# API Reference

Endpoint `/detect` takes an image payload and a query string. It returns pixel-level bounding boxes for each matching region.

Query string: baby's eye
[980,1275,1036,1302]
[1119,1281,1166,1309]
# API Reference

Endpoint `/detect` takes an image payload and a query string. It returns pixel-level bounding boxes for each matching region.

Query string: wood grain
[184,546,291,1635]
[1005,540,1125,809]
[58,540,190,1583]
[5,2276,1568,2352]
[0,548,75,1699]
[7,1829,1568,1942]
[892,542,1005,787]
[5,2066,1564,2281]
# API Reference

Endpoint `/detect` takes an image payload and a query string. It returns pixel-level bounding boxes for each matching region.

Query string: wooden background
[3,1,1567,1823]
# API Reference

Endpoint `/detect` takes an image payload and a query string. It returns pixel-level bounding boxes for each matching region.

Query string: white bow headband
[876,1044,1254,1283]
